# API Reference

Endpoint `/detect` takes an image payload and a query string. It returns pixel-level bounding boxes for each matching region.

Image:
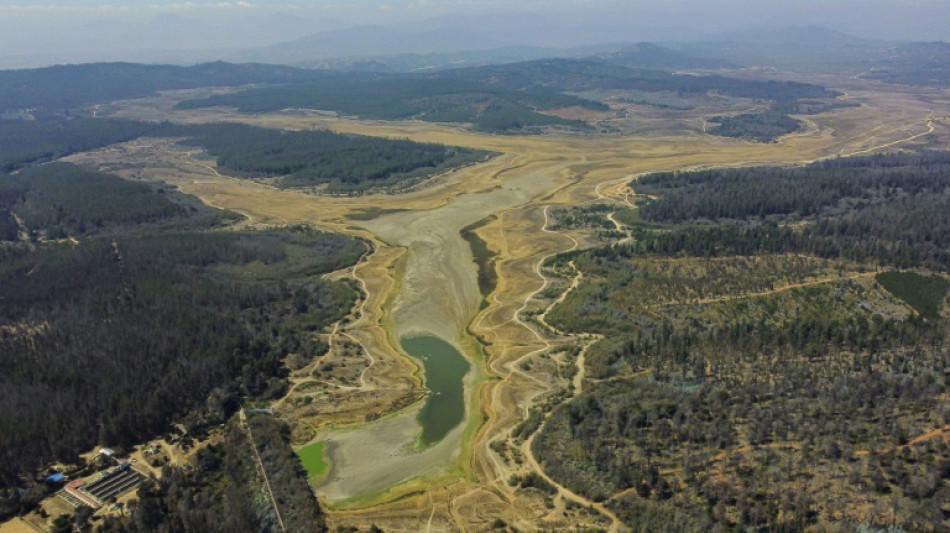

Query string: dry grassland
[66,77,950,531]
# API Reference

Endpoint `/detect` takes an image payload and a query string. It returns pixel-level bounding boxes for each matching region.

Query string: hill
[677,26,885,69]
[862,41,950,86]
[533,150,950,531]
[0,163,364,521]
[177,58,836,137]
[0,61,330,112]
[591,42,734,70]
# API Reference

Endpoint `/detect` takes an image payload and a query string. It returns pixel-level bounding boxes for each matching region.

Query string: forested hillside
[862,41,950,87]
[175,123,491,192]
[0,164,365,518]
[0,59,841,140]
[175,70,600,133]
[0,119,161,172]
[629,151,950,270]
[177,58,838,138]
[0,163,237,240]
[533,151,950,531]
[0,61,330,112]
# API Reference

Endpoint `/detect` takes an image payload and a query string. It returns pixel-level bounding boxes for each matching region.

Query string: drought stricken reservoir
[314,160,571,500]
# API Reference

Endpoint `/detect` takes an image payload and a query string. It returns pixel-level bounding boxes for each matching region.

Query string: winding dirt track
[75,79,950,531]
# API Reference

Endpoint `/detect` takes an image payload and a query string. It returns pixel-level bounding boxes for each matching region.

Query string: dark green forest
[625,151,950,271]
[176,58,837,137]
[0,163,237,241]
[0,61,331,112]
[0,119,160,172]
[175,70,600,133]
[0,59,841,139]
[175,123,491,192]
[0,164,365,519]
[533,151,950,531]
[0,118,490,193]
[707,111,803,142]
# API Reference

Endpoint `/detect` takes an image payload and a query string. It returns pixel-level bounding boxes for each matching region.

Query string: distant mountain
[295,46,570,73]
[0,62,331,111]
[235,25,513,63]
[862,41,950,86]
[228,13,706,67]
[676,26,886,69]
[592,43,734,71]
[706,26,877,47]
[880,41,950,65]
[395,12,704,48]
[0,13,333,69]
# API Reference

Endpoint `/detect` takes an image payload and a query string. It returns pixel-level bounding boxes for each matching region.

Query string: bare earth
[59,74,950,532]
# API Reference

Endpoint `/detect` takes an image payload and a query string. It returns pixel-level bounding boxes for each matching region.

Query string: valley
[45,70,950,531]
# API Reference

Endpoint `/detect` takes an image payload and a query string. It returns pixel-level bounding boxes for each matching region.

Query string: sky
[0,1,947,67]
[1,0,947,32]
[0,0,947,28]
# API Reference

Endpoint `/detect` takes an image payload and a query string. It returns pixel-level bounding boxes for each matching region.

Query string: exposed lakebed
[314,160,571,500]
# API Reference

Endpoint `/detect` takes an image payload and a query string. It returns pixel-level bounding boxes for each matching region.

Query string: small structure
[45,473,65,484]
[99,448,116,458]
[62,480,101,510]
[59,464,145,510]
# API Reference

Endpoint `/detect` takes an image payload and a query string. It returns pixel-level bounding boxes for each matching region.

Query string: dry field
[61,75,950,532]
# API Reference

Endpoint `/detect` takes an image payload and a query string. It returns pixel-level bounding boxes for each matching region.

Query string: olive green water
[400,335,471,447]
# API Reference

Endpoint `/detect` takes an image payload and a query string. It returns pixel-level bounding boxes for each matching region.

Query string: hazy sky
[0,0,950,32]
[0,1,947,67]
[1,0,947,30]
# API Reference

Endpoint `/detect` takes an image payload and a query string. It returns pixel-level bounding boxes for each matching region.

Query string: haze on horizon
[0,0,947,69]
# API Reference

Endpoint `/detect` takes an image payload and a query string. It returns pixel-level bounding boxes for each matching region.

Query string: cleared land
[61,73,950,531]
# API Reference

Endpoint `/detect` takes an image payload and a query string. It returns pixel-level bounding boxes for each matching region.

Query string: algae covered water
[400,335,471,447]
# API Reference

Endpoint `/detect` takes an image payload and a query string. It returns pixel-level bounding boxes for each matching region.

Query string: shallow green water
[297,441,328,481]
[400,335,471,447]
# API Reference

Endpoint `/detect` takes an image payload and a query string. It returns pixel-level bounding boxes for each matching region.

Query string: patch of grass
[345,208,409,221]
[876,271,949,319]
[297,441,329,483]
[612,208,665,229]
[460,216,498,308]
